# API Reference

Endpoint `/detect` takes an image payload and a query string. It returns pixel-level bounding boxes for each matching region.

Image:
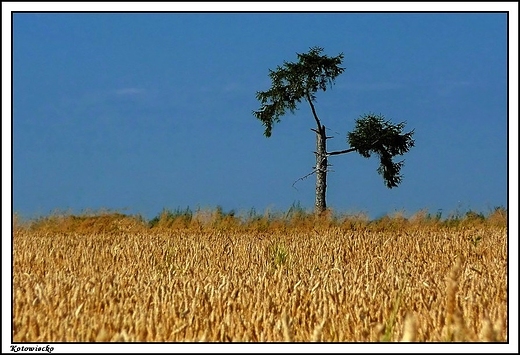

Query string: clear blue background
[12,12,508,220]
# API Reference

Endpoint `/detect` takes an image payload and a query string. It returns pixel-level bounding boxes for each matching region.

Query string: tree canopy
[347,114,415,188]
[253,46,344,137]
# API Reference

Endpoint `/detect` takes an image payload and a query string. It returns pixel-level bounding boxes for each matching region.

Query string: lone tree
[253,46,415,214]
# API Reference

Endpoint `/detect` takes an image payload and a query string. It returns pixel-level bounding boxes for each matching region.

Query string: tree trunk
[315,124,328,215]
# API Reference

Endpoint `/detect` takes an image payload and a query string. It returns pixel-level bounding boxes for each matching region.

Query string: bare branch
[292,169,317,190]
[292,163,334,191]
[325,127,341,136]
[327,138,382,156]
[327,147,357,156]
[306,92,322,129]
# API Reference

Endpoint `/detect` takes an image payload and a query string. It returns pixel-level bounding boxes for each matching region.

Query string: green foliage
[443,208,485,228]
[348,113,415,188]
[270,241,289,268]
[211,205,238,230]
[381,287,403,342]
[433,209,443,222]
[253,46,345,137]
[149,207,193,228]
[465,210,485,222]
[470,234,483,247]
[214,205,235,220]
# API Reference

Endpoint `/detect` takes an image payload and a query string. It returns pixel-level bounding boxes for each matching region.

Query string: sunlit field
[12,207,508,342]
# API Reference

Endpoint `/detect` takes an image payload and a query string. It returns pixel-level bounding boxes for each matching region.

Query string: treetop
[253,46,345,137]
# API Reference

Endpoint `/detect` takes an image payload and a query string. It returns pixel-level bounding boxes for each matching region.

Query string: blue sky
[6,6,516,220]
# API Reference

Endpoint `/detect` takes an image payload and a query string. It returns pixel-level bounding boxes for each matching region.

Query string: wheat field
[12,210,508,342]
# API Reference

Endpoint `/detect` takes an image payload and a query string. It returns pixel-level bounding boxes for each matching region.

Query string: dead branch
[292,169,317,191]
